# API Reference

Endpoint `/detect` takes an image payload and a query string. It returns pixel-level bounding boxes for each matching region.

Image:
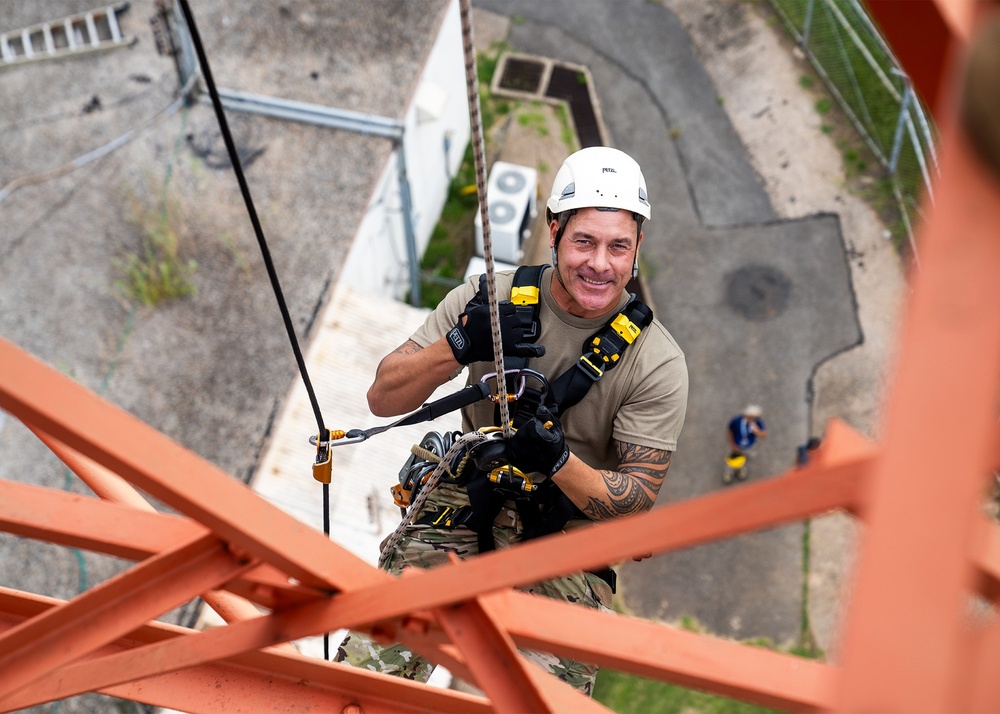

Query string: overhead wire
[0,74,197,206]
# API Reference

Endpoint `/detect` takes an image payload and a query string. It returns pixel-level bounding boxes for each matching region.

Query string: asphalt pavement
[475,0,861,646]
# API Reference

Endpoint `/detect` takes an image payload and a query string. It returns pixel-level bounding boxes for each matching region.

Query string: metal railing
[768,0,938,262]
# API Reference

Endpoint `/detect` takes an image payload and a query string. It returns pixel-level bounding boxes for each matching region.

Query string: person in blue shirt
[727,404,767,457]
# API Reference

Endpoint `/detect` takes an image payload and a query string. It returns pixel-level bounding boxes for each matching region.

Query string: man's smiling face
[549,207,642,318]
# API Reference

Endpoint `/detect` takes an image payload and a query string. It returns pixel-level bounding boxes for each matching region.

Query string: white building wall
[341,0,470,301]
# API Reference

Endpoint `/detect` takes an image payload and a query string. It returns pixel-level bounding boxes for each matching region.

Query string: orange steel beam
[29,427,300,629]
[0,380,944,710]
[0,479,323,609]
[3,464,997,709]
[29,426,156,510]
[0,477,207,561]
[965,615,1000,712]
[0,424,869,706]
[27,424,284,631]
[864,0,969,117]
[0,532,256,700]
[0,5,999,709]
[834,9,1000,706]
[0,589,492,714]
[435,594,602,713]
[0,338,384,594]
[490,590,836,712]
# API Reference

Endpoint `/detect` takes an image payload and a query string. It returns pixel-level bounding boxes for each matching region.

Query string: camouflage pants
[334,483,613,696]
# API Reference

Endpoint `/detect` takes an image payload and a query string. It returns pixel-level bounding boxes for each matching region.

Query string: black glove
[446,300,545,365]
[507,405,569,476]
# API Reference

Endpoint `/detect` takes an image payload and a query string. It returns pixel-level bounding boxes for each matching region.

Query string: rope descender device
[468,426,537,494]
[310,429,335,484]
[309,429,364,483]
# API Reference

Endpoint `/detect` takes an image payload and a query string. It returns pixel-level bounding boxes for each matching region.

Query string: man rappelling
[336,146,689,695]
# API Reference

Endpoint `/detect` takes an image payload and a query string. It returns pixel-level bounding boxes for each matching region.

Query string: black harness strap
[546,296,654,416]
[506,264,547,369]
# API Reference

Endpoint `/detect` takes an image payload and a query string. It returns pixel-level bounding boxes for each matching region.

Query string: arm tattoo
[580,442,672,521]
[392,339,422,357]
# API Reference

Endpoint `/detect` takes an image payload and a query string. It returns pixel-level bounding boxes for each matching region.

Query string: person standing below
[335,147,688,695]
[724,405,766,484]
[727,405,767,459]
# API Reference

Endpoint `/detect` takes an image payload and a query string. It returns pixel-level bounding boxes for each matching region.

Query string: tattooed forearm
[580,444,672,521]
[392,339,422,357]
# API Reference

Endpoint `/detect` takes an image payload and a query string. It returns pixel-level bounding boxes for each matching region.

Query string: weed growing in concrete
[114,189,197,306]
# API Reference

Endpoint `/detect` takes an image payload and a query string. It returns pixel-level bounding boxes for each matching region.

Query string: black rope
[176,0,333,660]
[176,0,328,441]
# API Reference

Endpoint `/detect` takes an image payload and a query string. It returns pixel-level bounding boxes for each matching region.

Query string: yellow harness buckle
[611,313,642,343]
[510,284,540,305]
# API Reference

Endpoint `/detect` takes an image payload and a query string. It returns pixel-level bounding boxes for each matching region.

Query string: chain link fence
[767,0,937,261]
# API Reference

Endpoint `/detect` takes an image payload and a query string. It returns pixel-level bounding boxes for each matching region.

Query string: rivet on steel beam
[961,14,1000,180]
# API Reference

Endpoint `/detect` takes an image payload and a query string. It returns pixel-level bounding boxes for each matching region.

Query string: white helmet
[546,146,651,223]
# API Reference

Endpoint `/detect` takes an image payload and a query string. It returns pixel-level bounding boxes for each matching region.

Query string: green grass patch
[114,188,197,306]
[555,103,579,152]
[593,669,782,714]
[517,109,550,137]
[593,624,823,713]
[768,0,935,253]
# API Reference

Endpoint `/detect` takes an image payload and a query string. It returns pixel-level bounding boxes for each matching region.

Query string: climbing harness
[382,267,654,561]
[371,369,546,568]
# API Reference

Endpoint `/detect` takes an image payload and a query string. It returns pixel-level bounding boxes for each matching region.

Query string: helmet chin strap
[632,217,643,280]
[551,245,569,292]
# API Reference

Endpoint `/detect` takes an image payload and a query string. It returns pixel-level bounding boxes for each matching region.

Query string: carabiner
[479,369,528,404]
[513,368,550,404]
[309,430,367,448]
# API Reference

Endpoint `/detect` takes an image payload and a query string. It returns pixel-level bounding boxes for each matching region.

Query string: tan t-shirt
[411,267,688,472]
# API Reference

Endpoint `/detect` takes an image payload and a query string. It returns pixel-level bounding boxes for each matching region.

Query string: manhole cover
[725,265,792,321]
[498,57,544,93]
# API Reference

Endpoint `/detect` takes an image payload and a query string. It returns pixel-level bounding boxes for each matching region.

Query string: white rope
[377,2,513,568]
[458,0,511,437]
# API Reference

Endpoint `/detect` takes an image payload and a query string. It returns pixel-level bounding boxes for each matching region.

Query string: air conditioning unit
[464,255,519,281]
[474,161,538,265]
